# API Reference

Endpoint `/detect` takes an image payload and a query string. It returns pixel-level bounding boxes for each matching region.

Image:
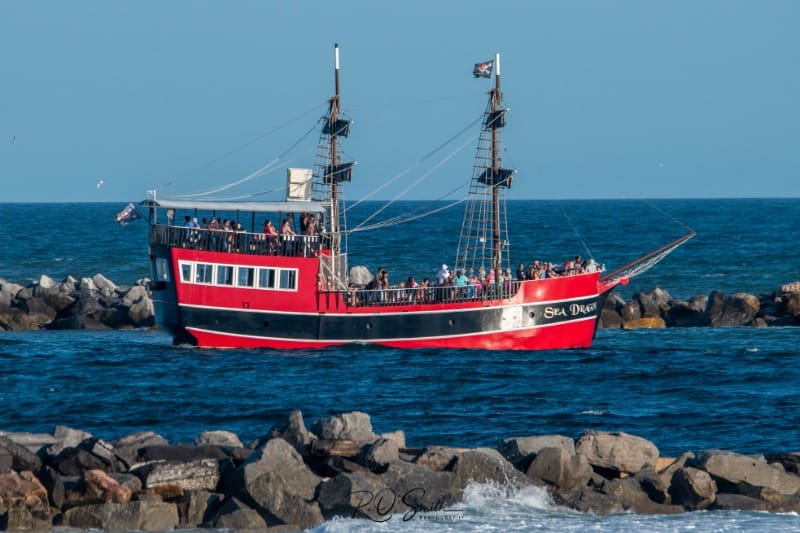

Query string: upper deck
[149,223,322,258]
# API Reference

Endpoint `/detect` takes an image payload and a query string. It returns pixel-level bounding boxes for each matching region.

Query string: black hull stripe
[186,315,597,344]
[175,296,599,342]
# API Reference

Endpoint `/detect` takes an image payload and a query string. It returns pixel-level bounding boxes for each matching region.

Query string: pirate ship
[140,45,693,350]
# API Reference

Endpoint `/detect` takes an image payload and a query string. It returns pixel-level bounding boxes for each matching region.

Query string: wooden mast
[330,44,341,274]
[491,53,501,279]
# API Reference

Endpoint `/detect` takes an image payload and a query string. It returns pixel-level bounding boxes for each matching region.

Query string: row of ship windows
[178,261,298,291]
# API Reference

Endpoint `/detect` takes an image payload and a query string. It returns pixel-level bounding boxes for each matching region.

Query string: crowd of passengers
[174,213,320,254]
[346,257,602,306]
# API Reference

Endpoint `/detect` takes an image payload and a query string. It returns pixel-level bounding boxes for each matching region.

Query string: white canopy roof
[141,199,326,214]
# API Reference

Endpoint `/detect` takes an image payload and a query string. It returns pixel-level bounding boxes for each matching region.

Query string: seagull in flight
[97,179,104,189]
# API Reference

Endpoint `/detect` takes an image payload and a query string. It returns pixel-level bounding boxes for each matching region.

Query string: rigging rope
[559,203,595,260]
[346,114,484,213]
[346,194,469,234]
[161,118,323,200]
[641,199,696,233]
[156,101,326,195]
[349,133,478,231]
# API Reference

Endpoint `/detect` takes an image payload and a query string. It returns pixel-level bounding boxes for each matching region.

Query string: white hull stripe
[177,293,598,317]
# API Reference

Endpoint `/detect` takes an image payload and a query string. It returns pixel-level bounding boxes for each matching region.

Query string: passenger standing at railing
[263,219,278,254]
[280,218,297,255]
[222,220,234,252]
[208,217,219,250]
[234,221,246,252]
[280,218,296,235]
[502,270,512,296]
[436,264,450,286]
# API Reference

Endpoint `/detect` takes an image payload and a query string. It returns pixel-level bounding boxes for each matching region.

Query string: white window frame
[178,260,298,292]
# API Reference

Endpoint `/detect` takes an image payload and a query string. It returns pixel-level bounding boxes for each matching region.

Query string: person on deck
[436,264,450,286]
[516,263,527,281]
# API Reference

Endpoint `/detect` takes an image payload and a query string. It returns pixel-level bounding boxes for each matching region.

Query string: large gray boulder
[92,274,118,296]
[669,466,717,509]
[211,497,267,530]
[362,438,399,472]
[128,297,154,327]
[411,445,463,471]
[575,430,659,475]
[599,476,683,514]
[17,296,57,326]
[0,286,13,311]
[120,285,148,307]
[692,450,800,495]
[0,436,43,474]
[317,472,389,520]
[33,281,76,313]
[61,501,179,531]
[498,434,575,470]
[0,279,24,299]
[49,438,126,476]
[527,447,592,490]
[224,437,323,529]
[259,410,317,456]
[131,457,230,492]
[666,295,709,327]
[0,309,41,331]
[707,291,759,327]
[380,460,457,513]
[451,449,533,495]
[311,411,379,443]
[47,425,94,456]
[174,489,221,528]
[620,299,642,322]
[109,431,169,468]
[635,290,668,319]
[0,431,57,454]
[194,430,243,449]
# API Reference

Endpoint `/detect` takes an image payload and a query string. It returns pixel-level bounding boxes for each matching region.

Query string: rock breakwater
[599,281,800,329]
[1,410,799,531]
[0,274,154,331]
[1,274,799,332]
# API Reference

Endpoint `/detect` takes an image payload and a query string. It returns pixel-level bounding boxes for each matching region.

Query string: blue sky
[1,1,798,202]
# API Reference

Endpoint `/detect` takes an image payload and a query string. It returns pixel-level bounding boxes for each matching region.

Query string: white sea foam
[581,409,609,416]
[308,484,800,533]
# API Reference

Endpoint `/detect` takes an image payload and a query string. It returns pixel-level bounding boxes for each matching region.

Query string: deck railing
[335,281,522,308]
[149,224,322,258]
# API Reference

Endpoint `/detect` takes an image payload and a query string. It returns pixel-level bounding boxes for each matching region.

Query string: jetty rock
[0,275,154,332]
[599,281,800,330]
[3,274,800,332]
[2,410,800,530]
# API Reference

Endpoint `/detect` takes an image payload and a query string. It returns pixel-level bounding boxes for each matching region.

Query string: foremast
[312,43,354,289]
[456,53,515,281]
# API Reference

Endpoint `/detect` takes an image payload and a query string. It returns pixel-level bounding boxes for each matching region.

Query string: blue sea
[1,199,799,532]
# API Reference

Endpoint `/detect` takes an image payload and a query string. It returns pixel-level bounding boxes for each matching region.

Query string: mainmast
[490,54,502,277]
[456,53,515,282]
[311,43,354,288]
[329,44,342,259]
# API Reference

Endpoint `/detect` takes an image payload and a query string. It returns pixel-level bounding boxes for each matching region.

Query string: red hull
[150,245,613,351]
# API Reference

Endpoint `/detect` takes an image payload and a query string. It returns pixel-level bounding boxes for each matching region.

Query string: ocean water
[1,199,799,532]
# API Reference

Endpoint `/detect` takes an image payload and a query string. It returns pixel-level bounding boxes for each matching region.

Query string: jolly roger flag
[473,59,494,78]
[115,202,142,227]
